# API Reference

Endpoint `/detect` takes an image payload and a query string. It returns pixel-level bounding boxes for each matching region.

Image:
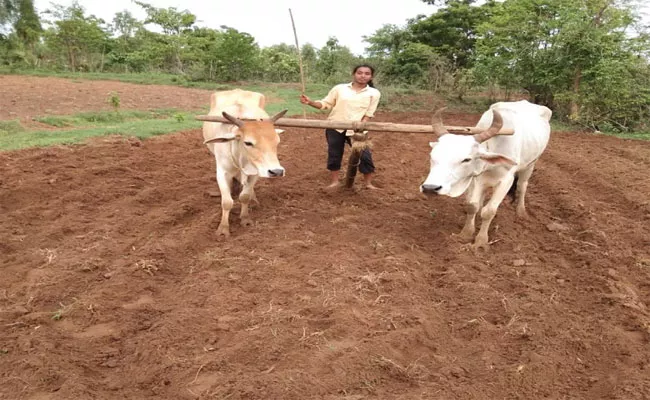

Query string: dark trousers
[325,129,375,174]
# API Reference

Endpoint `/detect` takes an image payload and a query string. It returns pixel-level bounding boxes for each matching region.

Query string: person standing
[300,64,381,189]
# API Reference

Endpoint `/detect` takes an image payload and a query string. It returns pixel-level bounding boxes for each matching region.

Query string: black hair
[353,64,376,88]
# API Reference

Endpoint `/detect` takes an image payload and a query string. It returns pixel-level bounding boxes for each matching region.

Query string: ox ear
[204,132,238,144]
[275,128,285,134]
[478,150,517,166]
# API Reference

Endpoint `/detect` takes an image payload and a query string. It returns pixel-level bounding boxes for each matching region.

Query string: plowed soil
[1,75,649,400]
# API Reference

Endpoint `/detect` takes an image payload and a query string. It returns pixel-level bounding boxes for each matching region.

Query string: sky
[32,0,438,55]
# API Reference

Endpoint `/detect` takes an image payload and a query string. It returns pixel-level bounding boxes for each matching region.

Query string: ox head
[204,109,288,178]
[420,108,516,197]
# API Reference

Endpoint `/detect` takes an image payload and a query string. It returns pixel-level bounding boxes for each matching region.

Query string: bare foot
[325,182,341,190]
[365,183,381,190]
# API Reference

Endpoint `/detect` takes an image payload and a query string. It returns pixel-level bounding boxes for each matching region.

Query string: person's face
[353,67,373,85]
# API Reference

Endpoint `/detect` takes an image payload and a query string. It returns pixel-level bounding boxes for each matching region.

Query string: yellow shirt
[317,83,381,121]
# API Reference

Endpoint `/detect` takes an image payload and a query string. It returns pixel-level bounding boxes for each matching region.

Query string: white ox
[489,99,553,122]
[420,100,551,249]
[202,89,287,237]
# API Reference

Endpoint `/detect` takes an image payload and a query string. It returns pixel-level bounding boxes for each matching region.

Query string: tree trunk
[67,46,75,72]
[100,44,105,72]
[570,66,582,117]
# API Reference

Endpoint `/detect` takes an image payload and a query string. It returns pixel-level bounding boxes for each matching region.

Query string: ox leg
[474,173,515,250]
[239,175,258,227]
[248,175,259,205]
[456,180,484,241]
[515,163,536,219]
[216,168,234,237]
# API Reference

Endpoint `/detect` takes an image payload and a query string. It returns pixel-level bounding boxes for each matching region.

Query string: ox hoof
[240,218,253,227]
[217,225,231,237]
[516,208,529,220]
[471,236,490,252]
[453,230,475,242]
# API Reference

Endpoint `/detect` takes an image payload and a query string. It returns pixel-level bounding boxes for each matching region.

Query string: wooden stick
[345,148,361,188]
[289,8,307,118]
[195,115,515,135]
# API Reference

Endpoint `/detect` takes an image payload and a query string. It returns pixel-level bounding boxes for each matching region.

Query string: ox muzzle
[420,184,443,194]
[268,168,285,177]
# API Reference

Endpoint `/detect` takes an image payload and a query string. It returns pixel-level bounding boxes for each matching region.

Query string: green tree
[13,0,42,50]
[108,10,143,72]
[259,43,300,82]
[315,36,360,83]
[363,24,413,59]
[408,0,496,69]
[300,42,318,81]
[42,2,110,72]
[473,0,650,129]
[0,0,17,26]
[211,26,259,81]
[133,1,196,73]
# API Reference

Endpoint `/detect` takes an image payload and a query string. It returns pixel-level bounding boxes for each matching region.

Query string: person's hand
[299,94,312,105]
[354,119,368,133]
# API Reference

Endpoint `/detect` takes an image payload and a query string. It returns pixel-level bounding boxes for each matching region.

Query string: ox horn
[269,109,288,122]
[473,109,503,143]
[222,111,245,128]
[431,107,449,138]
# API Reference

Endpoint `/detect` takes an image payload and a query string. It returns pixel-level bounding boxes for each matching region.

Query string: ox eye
[461,158,472,163]
[244,141,254,147]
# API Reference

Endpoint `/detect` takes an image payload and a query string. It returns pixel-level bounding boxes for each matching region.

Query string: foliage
[13,0,41,48]
[472,0,650,130]
[0,0,17,26]
[107,91,120,111]
[41,2,110,72]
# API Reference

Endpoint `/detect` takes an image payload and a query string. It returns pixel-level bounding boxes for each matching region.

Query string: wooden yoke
[195,115,515,135]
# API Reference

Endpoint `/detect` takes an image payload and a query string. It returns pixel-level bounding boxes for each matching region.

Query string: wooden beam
[194,115,515,135]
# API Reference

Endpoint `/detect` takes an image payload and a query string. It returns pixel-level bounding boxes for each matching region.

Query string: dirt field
[1,75,650,400]
[0,75,214,120]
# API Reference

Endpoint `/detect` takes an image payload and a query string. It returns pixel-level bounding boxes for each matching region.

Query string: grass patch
[0,120,25,136]
[0,112,202,151]
[550,119,650,141]
[598,131,650,141]
[34,109,180,128]
[550,120,581,132]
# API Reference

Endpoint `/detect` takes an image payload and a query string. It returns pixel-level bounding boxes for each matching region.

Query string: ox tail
[507,175,518,203]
